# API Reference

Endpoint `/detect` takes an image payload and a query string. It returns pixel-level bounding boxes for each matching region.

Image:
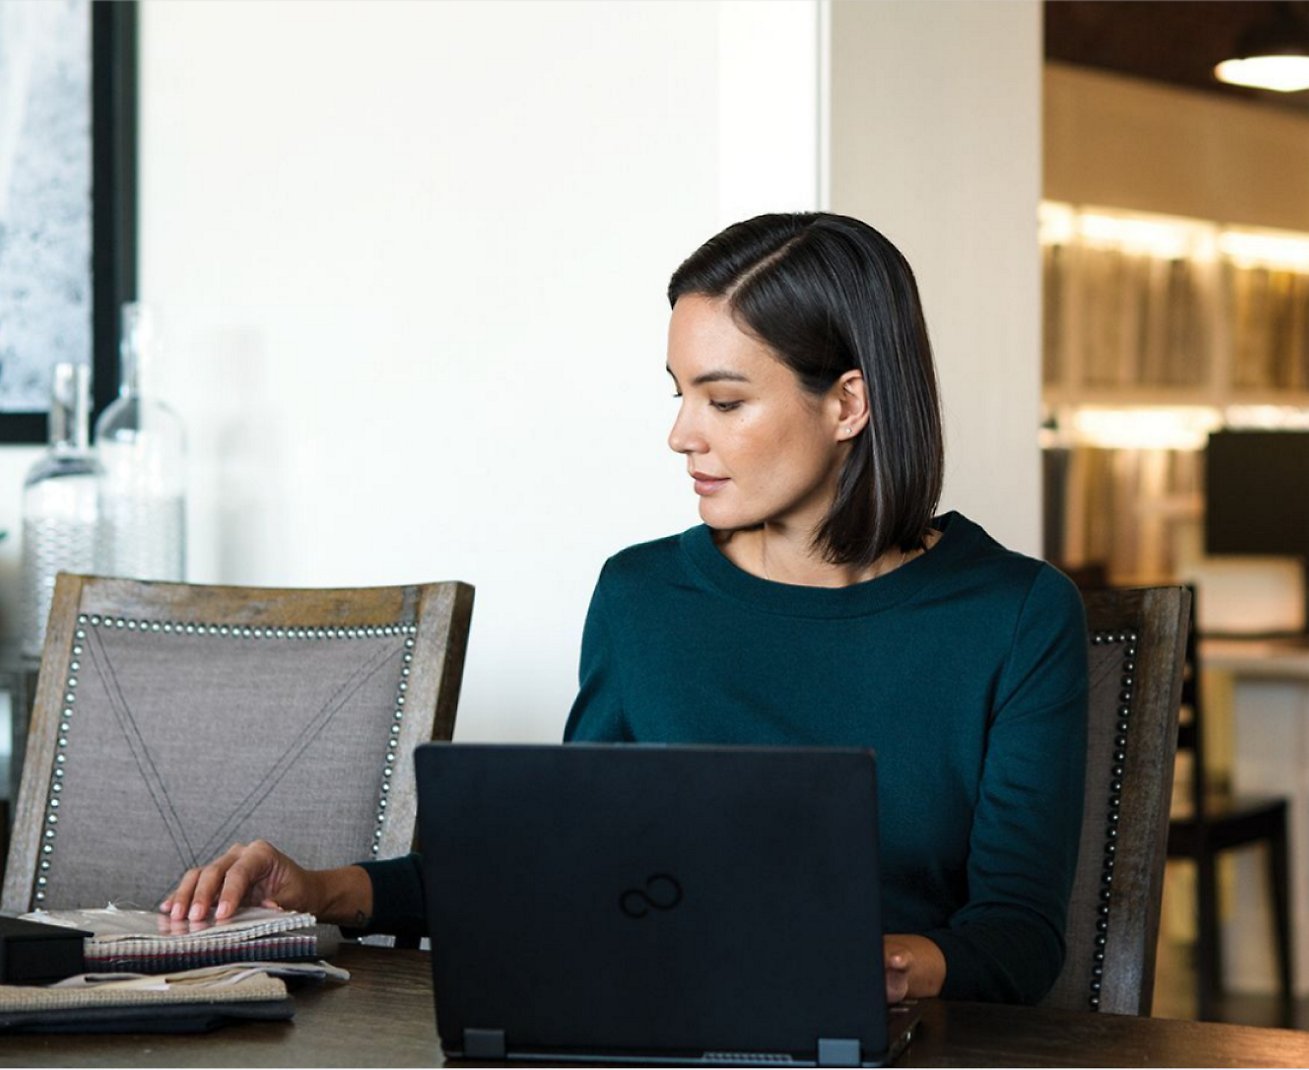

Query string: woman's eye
[671,392,683,399]
[711,400,742,413]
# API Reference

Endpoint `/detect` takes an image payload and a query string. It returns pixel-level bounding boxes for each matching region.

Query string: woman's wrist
[310,864,375,927]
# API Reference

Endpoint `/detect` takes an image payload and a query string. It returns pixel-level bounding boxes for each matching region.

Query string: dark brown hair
[667,212,943,568]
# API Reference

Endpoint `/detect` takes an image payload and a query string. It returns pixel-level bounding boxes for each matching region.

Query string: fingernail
[188,903,205,921]
[215,902,231,920]
[159,900,171,912]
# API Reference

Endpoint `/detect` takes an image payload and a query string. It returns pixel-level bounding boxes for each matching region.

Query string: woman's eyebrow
[665,366,751,387]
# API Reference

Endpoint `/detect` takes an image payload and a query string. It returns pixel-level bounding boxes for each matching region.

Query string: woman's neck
[721,523,937,588]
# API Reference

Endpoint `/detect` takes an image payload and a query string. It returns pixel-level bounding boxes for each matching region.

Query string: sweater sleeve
[924,566,1089,1003]
[562,566,632,742]
[350,853,428,941]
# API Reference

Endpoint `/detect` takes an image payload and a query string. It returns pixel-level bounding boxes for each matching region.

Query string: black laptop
[414,743,920,1067]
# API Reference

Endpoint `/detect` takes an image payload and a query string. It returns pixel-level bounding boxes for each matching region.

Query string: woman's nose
[667,403,702,455]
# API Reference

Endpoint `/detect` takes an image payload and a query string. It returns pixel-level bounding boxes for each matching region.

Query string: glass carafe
[94,303,187,580]
[21,363,102,657]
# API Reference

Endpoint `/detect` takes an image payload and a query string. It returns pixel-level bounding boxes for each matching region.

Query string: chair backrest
[1041,585,1189,1016]
[2,575,474,914]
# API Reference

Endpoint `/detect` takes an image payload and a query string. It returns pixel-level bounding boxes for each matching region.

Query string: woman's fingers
[161,865,202,919]
[161,842,263,921]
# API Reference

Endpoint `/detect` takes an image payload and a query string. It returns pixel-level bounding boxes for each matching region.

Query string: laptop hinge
[463,1028,507,1060]
[817,1037,861,1067]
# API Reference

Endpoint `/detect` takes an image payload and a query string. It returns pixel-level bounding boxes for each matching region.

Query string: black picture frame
[0,0,137,444]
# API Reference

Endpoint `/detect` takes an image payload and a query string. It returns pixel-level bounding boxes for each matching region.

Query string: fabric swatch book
[19,906,318,973]
[0,952,349,1035]
[0,970,295,1034]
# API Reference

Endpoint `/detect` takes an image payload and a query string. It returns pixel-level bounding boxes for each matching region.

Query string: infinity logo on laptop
[619,873,684,918]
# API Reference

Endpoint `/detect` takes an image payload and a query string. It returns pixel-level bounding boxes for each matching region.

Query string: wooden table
[900,1000,1309,1067]
[5,944,1309,1067]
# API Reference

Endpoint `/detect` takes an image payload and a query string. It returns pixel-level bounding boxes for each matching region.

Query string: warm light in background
[1077,212,1211,260]
[1215,56,1309,93]
[1042,201,1309,272]
[1053,407,1223,451]
[1045,406,1309,451]
[1218,229,1309,271]
[1224,405,1309,430]
[1039,202,1216,260]
[1037,201,1076,246]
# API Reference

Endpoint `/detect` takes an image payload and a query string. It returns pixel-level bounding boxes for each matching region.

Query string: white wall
[130,0,819,743]
[829,1,1043,554]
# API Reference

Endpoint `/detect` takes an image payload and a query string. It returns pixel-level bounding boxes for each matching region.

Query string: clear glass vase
[21,363,102,657]
[94,303,187,581]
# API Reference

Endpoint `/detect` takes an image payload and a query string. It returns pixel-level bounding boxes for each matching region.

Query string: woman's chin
[698,500,734,527]
[698,501,761,531]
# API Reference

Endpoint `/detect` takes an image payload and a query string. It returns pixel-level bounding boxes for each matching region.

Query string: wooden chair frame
[1042,585,1190,1016]
[3,575,473,913]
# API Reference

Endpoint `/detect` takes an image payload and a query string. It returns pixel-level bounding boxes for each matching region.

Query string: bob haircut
[667,212,944,570]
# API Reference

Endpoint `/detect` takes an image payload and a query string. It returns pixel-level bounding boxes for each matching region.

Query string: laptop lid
[415,743,911,1067]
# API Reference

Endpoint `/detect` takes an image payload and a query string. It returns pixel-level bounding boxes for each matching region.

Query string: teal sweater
[363,512,1087,1004]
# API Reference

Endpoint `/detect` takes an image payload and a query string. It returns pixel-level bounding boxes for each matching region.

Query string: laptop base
[450,1004,921,1067]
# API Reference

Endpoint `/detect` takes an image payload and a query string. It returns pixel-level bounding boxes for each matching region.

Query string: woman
[163,212,1088,1006]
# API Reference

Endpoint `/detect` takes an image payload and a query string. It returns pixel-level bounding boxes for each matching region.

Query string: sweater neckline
[679,511,976,619]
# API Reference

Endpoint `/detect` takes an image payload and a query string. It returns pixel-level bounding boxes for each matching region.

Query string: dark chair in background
[1055,561,1109,591]
[1042,585,1190,1016]
[1165,587,1294,1024]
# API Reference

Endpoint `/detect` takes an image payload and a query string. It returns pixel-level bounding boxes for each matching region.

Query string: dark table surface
[5,943,1309,1067]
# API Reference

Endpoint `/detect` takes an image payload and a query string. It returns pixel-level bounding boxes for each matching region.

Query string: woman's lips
[691,472,729,495]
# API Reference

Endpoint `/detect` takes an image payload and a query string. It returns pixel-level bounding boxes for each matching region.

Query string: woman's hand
[160,840,372,926]
[883,934,946,1003]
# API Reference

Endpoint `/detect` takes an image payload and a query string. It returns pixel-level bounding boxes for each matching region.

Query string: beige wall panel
[830,0,1043,555]
[1046,62,1309,231]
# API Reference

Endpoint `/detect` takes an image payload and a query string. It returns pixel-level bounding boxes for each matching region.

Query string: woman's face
[666,294,854,534]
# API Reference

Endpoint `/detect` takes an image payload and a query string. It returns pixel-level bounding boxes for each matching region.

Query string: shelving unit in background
[1042,201,1309,588]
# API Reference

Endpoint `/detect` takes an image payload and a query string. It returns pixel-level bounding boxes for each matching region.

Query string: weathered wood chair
[1042,585,1190,1015]
[2,575,473,914]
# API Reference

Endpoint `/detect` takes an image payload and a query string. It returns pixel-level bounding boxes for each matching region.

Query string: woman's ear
[832,370,869,441]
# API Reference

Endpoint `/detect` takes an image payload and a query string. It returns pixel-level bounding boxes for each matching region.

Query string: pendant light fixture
[1215,2,1309,93]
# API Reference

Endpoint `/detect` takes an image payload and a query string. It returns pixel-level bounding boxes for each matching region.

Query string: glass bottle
[21,363,102,657]
[94,303,187,581]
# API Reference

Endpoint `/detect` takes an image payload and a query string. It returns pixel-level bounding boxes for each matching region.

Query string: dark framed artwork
[0,0,136,443]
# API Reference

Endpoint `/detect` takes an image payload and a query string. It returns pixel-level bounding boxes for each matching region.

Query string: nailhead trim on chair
[34,615,420,903]
[376,633,418,857]
[1086,627,1138,1011]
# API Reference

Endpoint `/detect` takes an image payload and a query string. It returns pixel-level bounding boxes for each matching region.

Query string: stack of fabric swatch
[20,905,317,974]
